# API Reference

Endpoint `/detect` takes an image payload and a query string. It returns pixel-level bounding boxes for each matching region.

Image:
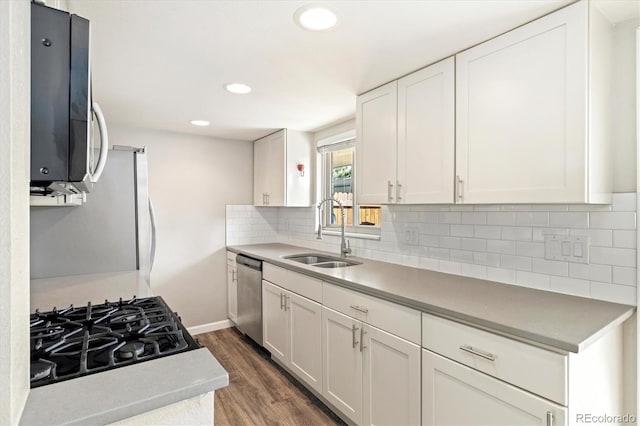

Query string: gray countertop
[228,243,635,353]
[23,270,229,425]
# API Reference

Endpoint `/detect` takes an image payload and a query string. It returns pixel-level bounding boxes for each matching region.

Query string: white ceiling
[66,0,634,141]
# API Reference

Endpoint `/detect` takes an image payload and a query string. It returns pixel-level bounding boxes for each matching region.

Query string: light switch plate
[403,225,420,246]
[544,235,589,264]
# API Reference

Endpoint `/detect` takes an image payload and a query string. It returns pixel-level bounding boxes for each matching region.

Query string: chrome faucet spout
[317,197,352,258]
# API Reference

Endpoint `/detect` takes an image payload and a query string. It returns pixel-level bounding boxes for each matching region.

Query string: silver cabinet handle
[459,345,496,362]
[360,327,367,352]
[387,180,394,202]
[266,193,269,205]
[350,305,368,314]
[285,295,290,311]
[352,324,359,348]
[262,193,266,205]
[280,293,285,310]
[396,181,402,202]
[232,270,237,282]
[546,411,554,426]
[456,176,464,202]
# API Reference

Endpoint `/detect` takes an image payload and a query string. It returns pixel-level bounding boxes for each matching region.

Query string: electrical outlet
[544,235,589,264]
[404,225,420,246]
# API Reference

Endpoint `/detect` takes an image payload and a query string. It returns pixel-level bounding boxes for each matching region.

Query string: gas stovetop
[30,296,199,388]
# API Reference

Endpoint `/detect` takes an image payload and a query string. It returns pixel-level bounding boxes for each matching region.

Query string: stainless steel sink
[283,253,361,268]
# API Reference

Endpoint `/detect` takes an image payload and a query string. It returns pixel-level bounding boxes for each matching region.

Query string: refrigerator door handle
[90,101,109,183]
[149,199,157,272]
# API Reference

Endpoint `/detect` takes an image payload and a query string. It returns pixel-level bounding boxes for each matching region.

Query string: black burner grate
[29,296,199,388]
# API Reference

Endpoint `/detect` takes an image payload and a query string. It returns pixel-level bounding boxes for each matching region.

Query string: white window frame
[318,131,380,238]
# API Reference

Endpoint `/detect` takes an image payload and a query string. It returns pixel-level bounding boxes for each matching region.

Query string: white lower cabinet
[422,349,566,426]
[322,306,421,425]
[226,251,237,323]
[262,280,323,394]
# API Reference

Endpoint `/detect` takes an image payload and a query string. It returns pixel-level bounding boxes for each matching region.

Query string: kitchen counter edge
[228,243,635,353]
[20,348,228,426]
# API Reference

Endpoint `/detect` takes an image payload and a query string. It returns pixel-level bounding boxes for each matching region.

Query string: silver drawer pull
[546,411,554,426]
[350,305,368,314]
[459,345,496,362]
[352,324,359,348]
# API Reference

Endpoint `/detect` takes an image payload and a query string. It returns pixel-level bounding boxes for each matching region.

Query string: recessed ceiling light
[190,120,210,126]
[224,83,252,95]
[294,5,337,31]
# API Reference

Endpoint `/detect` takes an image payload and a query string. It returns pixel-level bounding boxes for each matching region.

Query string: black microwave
[30,1,108,196]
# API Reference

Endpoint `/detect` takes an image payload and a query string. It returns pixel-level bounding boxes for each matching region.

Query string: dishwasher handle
[236,254,262,271]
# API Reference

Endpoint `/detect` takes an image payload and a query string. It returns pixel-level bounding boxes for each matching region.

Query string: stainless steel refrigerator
[30,146,156,282]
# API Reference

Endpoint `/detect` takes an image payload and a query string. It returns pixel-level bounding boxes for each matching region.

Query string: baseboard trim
[188,319,233,335]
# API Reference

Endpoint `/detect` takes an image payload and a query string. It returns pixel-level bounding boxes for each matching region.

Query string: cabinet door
[356,81,398,204]
[288,292,323,394]
[422,349,567,426]
[267,130,286,206]
[322,307,362,425]
[397,57,455,204]
[262,280,288,363]
[226,261,237,323]
[363,324,421,426]
[456,2,587,204]
[253,138,270,206]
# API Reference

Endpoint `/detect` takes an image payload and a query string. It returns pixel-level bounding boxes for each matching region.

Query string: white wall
[0,0,31,423]
[108,124,253,328]
[612,18,640,192]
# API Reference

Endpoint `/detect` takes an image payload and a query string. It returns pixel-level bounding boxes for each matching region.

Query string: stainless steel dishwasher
[235,254,263,346]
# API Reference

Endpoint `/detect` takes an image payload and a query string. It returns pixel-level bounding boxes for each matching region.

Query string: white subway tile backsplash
[486,240,516,255]
[439,212,461,224]
[516,271,550,290]
[450,225,474,237]
[569,263,612,283]
[590,282,636,305]
[590,212,636,230]
[461,212,487,225]
[461,238,487,252]
[487,267,517,284]
[532,258,568,277]
[450,249,474,263]
[569,229,612,247]
[590,247,636,267]
[486,212,517,226]
[516,241,545,258]
[516,212,549,227]
[473,252,501,267]
[613,230,636,248]
[549,212,589,228]
[227,193,637,305]
[612,266,636,287]
[549,276,590,297]
[501,227,533,241]
[500,255,532,271]
[439,236,461,249]
[612,193,637,212]
[474,225,501,239]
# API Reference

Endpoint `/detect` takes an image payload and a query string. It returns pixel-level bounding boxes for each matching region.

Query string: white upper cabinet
[356,81,398,205]
[398,57,455,204]
[357,57,455,205]
[455,1,612,204]
[253,129,312,207]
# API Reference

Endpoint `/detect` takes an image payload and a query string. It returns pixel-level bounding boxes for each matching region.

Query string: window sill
[321,229,381,241]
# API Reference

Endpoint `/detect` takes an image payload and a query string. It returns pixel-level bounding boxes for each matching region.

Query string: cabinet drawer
[263,263,322,303]
[422,313,567,406]
[323,283,421,344]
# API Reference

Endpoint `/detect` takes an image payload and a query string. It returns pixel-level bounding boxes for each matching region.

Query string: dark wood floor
[196,327,345,426]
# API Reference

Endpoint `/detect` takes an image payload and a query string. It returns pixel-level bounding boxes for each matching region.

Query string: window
[318,133,381,237]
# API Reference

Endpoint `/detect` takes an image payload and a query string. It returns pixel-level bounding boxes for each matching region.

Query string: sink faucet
[317,198,351,258]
